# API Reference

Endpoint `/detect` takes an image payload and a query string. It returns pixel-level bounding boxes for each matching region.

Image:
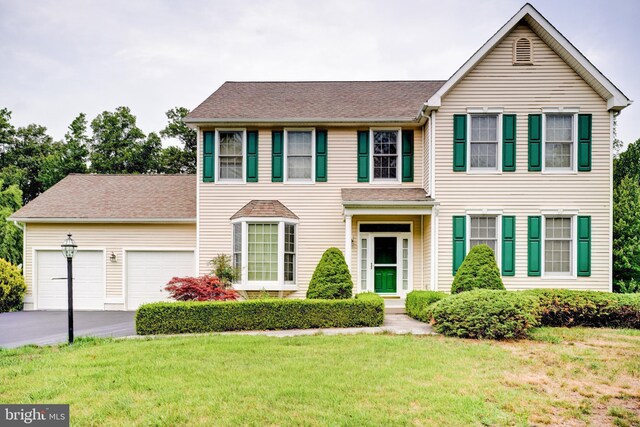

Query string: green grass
[1,329,638,426]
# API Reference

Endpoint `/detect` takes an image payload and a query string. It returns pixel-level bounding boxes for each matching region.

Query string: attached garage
[36,250,105,310]
[126,250,195,310]
[11,174,197,311]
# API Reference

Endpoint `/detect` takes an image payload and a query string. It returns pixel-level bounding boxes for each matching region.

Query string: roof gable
[427,3,631,112]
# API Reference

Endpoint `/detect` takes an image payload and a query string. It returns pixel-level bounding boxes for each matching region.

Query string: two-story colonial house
[12,4,631,310]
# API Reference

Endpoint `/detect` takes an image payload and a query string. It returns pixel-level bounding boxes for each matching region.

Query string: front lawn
[1,329,639,426]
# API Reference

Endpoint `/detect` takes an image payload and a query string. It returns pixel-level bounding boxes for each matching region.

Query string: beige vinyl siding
[23,223,196,307]
[434,24,611,292]
[198,127,425,298]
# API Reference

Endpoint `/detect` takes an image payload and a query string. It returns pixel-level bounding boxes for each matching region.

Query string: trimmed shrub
[165,275,239,301]
[136,294,384,335]
[306,248,353,299]
[0,259,26,313]
[430,290,539,340]
[451,244,505,294]
[525,289,640,329]
[405,291,448,322]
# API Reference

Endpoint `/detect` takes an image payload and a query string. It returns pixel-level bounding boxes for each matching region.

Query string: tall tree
[0,123,55,204]
[613,138,640,187]
[89,106,160,174]
[613,176,640,289]
[0,108,17,158]
[0,181,23,264]
[159,107,196,174]
[39,113,89,190]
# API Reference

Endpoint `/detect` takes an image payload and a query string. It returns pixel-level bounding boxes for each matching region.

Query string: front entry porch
[342,188,437,299]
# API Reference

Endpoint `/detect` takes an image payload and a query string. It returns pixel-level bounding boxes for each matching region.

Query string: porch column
[344,214,352,274]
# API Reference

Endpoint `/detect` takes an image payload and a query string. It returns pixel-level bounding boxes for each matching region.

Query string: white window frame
[466,212,502,271]
[466,108,503,174]
[231,217,299,290]
[541,213,578,279]
[215,128,246,183]
[284,128,315,183]
[370,128,402,183]
[542,108,579,174]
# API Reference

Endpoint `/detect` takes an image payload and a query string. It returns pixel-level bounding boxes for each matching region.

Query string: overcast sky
[1,0,637,147]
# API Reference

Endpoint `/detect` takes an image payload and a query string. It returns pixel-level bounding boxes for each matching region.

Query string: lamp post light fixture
[61,234,78,344]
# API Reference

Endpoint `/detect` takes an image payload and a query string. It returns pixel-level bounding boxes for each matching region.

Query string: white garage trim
[32,247,106,311]
[123,247,196,310]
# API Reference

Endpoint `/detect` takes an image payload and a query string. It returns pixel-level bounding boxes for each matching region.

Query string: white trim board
[425,3,631,112]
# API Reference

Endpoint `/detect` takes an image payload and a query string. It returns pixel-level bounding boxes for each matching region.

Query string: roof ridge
[223,80,448,84]
[68,173,196,177]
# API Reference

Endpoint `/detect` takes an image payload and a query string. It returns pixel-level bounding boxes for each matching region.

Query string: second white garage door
[125,250,195,310]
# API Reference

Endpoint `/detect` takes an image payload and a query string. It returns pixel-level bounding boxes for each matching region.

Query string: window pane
[288,132,312,155]
[373,156,398,179]
[248,223,279,281]
[288,156,312,179]
[470,143,497,168]
[545,142,572,168]
[470,216,497,253]
[372,131,399,179]
[360,238,368,291]
[219,157,243,179]
[546,115,572,142]
[402,238,409,291]
[373,131,398,153]
[219,131,243,155]
[470,115,498,142]
[545,217,572,274]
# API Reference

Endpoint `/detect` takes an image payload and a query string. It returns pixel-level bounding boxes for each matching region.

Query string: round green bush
[430,290,539,339]
[0,258,26,313]
[306,248,353,299]
[451,244,505,293]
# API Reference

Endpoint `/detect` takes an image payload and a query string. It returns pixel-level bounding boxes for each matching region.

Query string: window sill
[466,169,501,175]
[284,180,315,185]
[214,180,246,185]
[233,283,298,291]
[541,275,577,280]
[542,169,577,175]
[370,179,402,185]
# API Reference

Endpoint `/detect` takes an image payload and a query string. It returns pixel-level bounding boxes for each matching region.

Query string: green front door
[374,237,397,293]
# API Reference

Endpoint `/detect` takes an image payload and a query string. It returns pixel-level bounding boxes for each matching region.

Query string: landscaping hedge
[427,289,640,340]
[405,291,448,322]
[429,290,539,340]
[136,292,384,335]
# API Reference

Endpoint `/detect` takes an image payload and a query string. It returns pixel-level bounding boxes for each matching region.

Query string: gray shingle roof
[10,174,196,221]
[186,81,446,122]
[342,188,432,203]
[230,200,299,220]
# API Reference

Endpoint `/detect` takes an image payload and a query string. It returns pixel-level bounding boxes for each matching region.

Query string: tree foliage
[0,181,22,265]
[0,258,26,313]
[451,244,505,294]
[160,107,196,174]
[306,248,353,299]
[614,138,640,187]
[613,176,640,291]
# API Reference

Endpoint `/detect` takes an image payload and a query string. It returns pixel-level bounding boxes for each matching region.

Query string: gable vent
[513,37,533,65]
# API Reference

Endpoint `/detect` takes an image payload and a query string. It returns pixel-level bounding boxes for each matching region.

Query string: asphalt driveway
[0,311,136,349]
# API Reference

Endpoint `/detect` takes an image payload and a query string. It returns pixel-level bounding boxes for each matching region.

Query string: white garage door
[126,251,195,310]
[36,250,105,310]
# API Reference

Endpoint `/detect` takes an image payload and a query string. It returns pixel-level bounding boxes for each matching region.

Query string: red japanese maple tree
[165,275,239,301]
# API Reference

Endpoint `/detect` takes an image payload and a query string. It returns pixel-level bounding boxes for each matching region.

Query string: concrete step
[385,306,406,314]
[383,298,406,314]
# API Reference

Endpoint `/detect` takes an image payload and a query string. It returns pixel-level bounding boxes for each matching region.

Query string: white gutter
[184,117,419,124]
[12,220,24,231]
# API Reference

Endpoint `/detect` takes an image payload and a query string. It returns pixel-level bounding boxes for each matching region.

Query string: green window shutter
[452,215,466,275]
[577,216,591,276]
[502,216,516,276]
[272,130,283,182]
[357,130,370,182]
[577,114,592,172]
[502,114,517,172]
[528,114,542,172]
[528,216,542,276]
[402,130,414,182]
[246,130,259,182]
[316,129,328,182]
[453,114,467,172]
[203,131,215,182]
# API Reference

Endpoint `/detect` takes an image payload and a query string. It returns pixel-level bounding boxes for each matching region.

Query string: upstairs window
[372,130,399,180]
[218,130,244,181]
[470,115,499,171]
[513,37,533,65]
[285,130,314,181]
[545,114,574,170]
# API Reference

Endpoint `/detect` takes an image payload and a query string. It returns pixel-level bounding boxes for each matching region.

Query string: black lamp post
[61,234,77,344]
